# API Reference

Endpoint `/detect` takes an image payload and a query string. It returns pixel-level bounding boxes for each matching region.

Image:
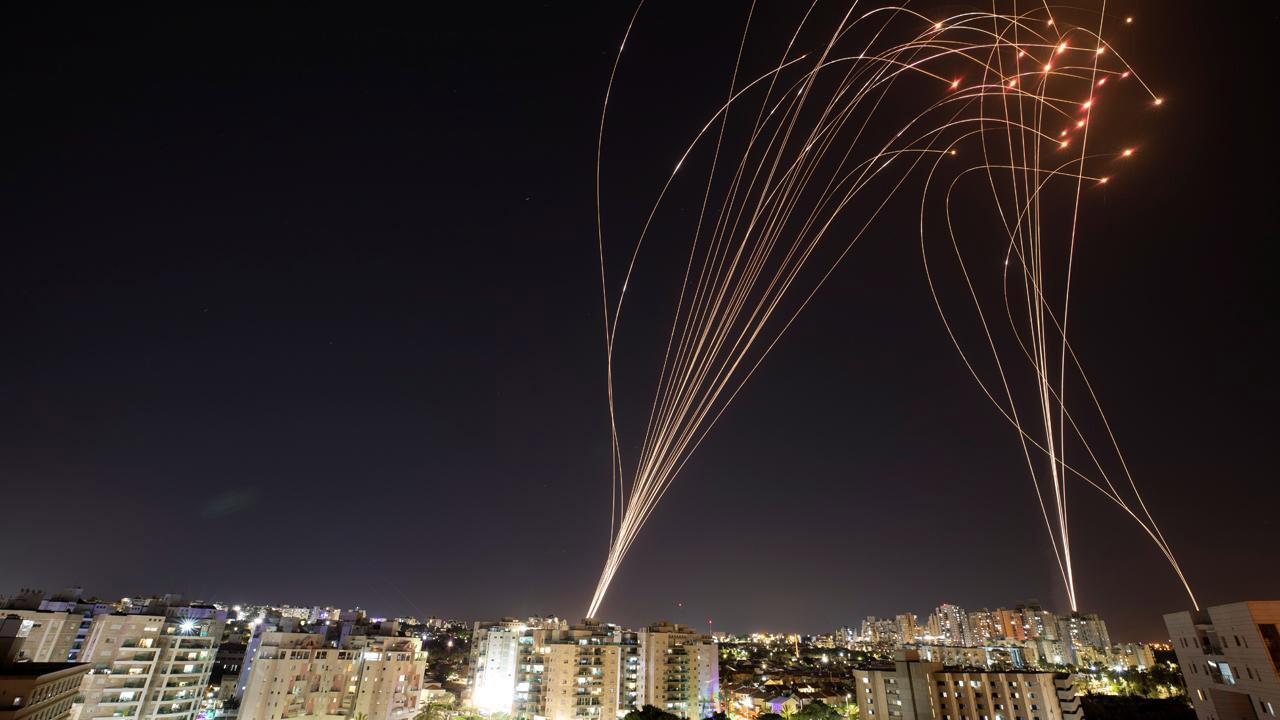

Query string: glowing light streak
[588,1,1198,620]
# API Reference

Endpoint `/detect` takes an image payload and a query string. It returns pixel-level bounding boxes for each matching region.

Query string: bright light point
[1121,71,1130,78]
[1096,47,1105,55]
[1018,50,1025,57]
[1099,177,1109,184]
[1125,16,1133,23]
[1076,119,1085,128]
[951,79,960,89]
[1059,130,1068,137]
[1122,148,1134,157]
[1048,19,1055,26]
[1057,42,1068,54]
[1154,97,1163,105]
[1060,141,1069,148]
[1044,64,1052,72]
[1082,100,1093,110]
[1009,79,1017,87]
[934,22,943,31]
[179,619,197,634]
[1097,77,1107,86]
[949,149,957,155]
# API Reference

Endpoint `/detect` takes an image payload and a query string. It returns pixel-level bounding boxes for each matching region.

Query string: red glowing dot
[1076,119,1086,128]
[1154,97,1164,105]
[1099,177,1109,184]
[1097,77,1107,86]
[1122,148,1134,157]
[1121,71,1130,79]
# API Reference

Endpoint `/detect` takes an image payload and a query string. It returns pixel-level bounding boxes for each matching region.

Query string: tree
[417,702,455,720]
[624,706,684,720]
[795,701,842,720]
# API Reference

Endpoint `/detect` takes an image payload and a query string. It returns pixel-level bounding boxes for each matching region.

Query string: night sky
[2,3,1274,641]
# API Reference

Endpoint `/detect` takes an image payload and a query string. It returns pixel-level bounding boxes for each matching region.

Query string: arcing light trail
[587,1,1198,620]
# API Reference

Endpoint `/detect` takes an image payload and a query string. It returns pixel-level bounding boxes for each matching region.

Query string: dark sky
[2,3,1274,641]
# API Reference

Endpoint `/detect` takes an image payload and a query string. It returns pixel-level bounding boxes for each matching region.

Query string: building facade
[0,612,79,664]
[1164,601,1280,720]
[851,650,1082,720]
[637,622,718,720]
[471,620,718,720]
[0,615,91,720]
[76,604,224,720]
[517,622,638,720]
[471,619,528,714]
[237,632,426,720]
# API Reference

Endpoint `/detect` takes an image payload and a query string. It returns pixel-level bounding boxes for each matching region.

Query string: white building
[516,621,638,720]
[470,619,528,714]
[637,622,718,720]
[852,650,1082,720]
[1164,601,1280,720]
[238,632,426,720]
[77,603,224,720]
[470,619,718,720]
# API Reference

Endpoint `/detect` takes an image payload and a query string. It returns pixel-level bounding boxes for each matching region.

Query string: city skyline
[2,2,1276,643]
[0,585,1179,645]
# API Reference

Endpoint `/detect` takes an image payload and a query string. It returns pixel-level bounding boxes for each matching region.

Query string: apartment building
[238,631,426,720]
[637,622,719,720]
[0,589,113,664]
[77,603,224,720]
[851,650,1082,720]
[0,616,90,720]
[1164,601,1280,720]
[1111,642,1155,671]
[515,622,639,720]
[0,613,79,664]
[471,619,528,714]
[471,619,718,720]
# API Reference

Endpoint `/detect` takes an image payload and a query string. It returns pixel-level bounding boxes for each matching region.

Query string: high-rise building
[861,617,901,646]
[931,605,972,647]
[896,615,919,645]
[470,619,529,714]
[0,615,90,720]
[991,609,1026,643]
[0,612,79,664]
[967,610,996,646]
[1055,613,1110,666]
[76,601,225,720]
[515,621,639,720]
[237,631,426,720]
[851,649,1082,720]
[1,589,114,664]
[1111,642,1155,671]
[1164,601,1280,720]
[471,619,717,720]
[637,622,718,720]
[1016,602,1059,642]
